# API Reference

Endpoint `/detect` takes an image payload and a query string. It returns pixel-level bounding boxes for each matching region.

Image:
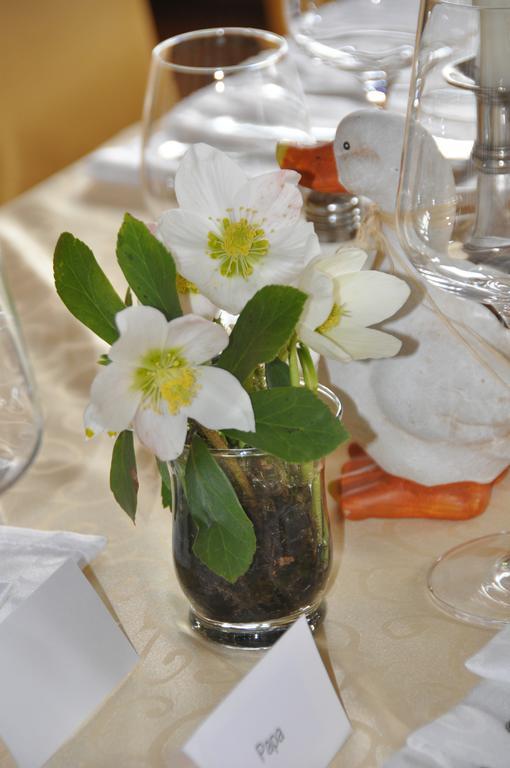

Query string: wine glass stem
[359,71,394,109]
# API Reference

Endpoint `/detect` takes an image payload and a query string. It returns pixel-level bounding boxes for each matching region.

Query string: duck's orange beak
[276,140,349,194]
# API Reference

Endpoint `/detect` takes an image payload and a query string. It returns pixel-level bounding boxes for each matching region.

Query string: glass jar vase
[171,385,340,649]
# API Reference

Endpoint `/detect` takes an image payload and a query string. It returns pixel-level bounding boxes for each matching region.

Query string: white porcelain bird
[282,110,510,486]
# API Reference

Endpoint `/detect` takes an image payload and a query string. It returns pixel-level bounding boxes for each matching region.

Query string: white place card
[0,558,138,768]
[183,616,351,768]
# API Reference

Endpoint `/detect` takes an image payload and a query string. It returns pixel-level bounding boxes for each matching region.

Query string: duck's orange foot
[330,444,506,521]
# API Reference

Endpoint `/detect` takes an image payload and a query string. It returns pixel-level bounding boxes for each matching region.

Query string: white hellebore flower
[147,222,217,319]
[298,247,410,361]
[84,306,255,461]
[157,144,320,315]
[175,273,218,320]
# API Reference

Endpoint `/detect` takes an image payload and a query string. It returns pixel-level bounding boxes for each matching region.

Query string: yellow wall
[1,0,156,203]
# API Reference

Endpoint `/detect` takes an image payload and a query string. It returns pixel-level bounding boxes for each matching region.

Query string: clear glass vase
[0,256,42,502]
[397,0,510,627]
[171,387,340,649]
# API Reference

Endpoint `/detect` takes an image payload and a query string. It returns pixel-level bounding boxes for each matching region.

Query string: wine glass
[141,27,312,216]
[397,0,510,627]
[286,0,421,109]
[0,256,42,516]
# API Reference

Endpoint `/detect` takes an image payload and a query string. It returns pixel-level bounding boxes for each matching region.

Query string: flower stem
[289,338,326,551]
[297,343,318,391]
[288,334,300,387]
[296,343,324,546]
[196,425,230,451]
[195,425,256,504]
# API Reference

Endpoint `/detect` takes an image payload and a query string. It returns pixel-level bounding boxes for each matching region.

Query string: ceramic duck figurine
[279,110,510,519]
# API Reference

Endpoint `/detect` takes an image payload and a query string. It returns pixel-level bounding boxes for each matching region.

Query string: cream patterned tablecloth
[0,155,508,768]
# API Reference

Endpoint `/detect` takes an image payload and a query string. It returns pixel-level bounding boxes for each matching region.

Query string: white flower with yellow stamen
[297,247,410,361]
[176,273,217,319]
[157,144,320,315]
[84,305,255,461]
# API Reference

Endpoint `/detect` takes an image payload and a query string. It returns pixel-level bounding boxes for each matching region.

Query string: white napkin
[0,581,11,609]
[86,135,141,186]
[0,525,106,623]
[466,624,510,683]
[382,748,443,767]
[384,626,510,768]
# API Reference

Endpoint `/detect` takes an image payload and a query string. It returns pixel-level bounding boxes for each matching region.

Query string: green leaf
[116,213,182,320]
[216,285,306,383]
[185,436,256,583]
[161,480,173,509]
[54,233,125,344]
[157,458,172,490]
[265,358,291,388]
[157,458,174,510]
[110,431,139,522]
[225,387,349,462]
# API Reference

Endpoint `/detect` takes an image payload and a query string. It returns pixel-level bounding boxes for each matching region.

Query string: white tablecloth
[0,141,508,767]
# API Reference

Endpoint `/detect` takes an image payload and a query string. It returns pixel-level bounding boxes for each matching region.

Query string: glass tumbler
[141,27,311,216]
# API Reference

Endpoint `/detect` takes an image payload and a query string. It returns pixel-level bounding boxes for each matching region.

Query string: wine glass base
[427,532,510,628]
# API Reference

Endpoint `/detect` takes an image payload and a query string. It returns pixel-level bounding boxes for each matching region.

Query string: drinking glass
[0,257,42,509]
[286,0,421,108]
[141,27,311,216]
[397,0,510,627]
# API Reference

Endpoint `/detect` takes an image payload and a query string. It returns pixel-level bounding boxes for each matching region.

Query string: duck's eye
[343,141,351,151]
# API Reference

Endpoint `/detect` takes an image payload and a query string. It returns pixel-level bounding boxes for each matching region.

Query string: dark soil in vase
[172,453,331,623]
